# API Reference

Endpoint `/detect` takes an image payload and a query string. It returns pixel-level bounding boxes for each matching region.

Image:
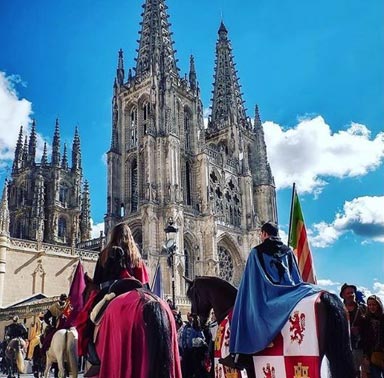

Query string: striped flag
[288,185,317,284]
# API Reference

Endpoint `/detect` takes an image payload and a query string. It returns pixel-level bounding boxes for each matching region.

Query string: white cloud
[0,72,32,170]
[263,116,384,194]
[309,222,342,248]
[373,281,384,301]
[203,107,210,129]
[317,279,340,287]
[310,196,384,247]
[0,71,47,173]
[90,218,104,239]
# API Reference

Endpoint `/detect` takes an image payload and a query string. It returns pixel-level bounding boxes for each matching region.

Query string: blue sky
[0,0,383,299]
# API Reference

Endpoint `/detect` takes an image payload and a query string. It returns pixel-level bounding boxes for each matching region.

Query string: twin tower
[104,0,277,289]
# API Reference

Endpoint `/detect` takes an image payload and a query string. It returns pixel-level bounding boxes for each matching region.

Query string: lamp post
[164,218,178,308]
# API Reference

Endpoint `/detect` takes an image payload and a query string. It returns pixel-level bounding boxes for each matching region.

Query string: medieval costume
[229,236,320,355]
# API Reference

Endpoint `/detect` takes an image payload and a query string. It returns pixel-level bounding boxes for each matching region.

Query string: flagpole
[287,182,296,247]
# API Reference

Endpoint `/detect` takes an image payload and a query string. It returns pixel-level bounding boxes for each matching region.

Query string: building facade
[8,120,92,246]
[0,120,97,324]
[0,182,97,312]
[105,0,278,301]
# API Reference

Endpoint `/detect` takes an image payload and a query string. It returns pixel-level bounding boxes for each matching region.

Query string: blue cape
[229,241,320,354]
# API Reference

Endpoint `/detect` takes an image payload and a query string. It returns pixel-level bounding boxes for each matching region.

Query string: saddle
[90,277,143,326]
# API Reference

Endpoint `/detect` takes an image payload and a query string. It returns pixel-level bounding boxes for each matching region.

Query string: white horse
[44,328,78,378]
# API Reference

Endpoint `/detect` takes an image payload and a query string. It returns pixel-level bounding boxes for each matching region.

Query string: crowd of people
[1,221,383,378]
[340,283,384,378]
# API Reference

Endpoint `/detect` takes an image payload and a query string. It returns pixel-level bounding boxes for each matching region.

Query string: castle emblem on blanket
[289,310,306,344]
[262,363,275,378]
[294,362,310,377]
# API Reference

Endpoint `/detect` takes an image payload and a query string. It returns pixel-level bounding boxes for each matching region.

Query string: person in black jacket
[5,316,27,341]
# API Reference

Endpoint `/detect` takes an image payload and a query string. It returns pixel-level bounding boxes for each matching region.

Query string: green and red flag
[288,185,317,284]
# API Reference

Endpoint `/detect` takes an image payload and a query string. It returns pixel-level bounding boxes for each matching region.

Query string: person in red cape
[78,222,149,377]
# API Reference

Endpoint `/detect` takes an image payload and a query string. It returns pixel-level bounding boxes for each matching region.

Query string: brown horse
[82,275,182,378]
[185,276,355,378]
[4,337,26,378]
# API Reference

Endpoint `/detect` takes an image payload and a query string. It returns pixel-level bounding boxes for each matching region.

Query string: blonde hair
[100,222,141,268]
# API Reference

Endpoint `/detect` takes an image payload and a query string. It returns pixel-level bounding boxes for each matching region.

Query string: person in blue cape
[220,222,320,369]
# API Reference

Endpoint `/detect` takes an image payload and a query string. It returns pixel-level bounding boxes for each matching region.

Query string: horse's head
[184,276,212,326]
[185,275,238,325]
[5,337,26,373]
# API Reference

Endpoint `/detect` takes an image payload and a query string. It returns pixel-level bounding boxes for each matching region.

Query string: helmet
[12,315,19,323]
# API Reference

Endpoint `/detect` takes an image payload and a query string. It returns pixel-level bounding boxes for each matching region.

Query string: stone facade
[104,0,278,302]
[0,183,97,310]
[0,119,97,332]
[8,120,92,246]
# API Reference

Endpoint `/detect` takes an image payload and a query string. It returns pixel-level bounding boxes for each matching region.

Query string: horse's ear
[84,272,94,284]
[183,276,193,285]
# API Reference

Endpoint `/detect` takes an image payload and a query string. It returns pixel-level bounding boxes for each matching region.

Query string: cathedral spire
[22,135,29,166]
[80,180,91,242]
[61,143,68,170]
[71,126,82,172]
[111,93,119,152]
[135,0,178,78]
[0,180,10,237]
[52,118,61,166]
[41,142,48,166]
[28,119,37,165]
[12,126,24,172]
[189,55,197,91]
[209,21,250,131]
[250,105,274,185]
[116,49,125,85]
[254,104,262,130]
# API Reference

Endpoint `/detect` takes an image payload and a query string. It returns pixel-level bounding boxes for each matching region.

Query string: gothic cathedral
[105,0,278,297]
[7,120,91,247]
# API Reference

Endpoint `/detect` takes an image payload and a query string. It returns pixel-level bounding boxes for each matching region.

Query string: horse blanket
[95,290,182,378]
[214,311,248,378]
[217,293,322,378]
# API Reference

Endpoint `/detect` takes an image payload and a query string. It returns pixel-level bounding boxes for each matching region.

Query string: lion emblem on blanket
[289,311,306,344]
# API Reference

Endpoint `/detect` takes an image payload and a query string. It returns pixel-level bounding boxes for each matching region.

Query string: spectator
[5,315,28,341]
[361,295,384,378]
[340,283,367,378]
[182,314,207,378]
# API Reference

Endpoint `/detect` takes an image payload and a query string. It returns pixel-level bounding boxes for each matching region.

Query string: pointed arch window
[222,178,241,227]
[58,217,67,240]
[184,246,195,280]
[217,245,233,282]
[16,218,26,239]
[126,107,138,149]
[59,184,68,207]
[184,111,191,151]
[142,102,150,135]
[185,161,192,206]
[131,159,138,212]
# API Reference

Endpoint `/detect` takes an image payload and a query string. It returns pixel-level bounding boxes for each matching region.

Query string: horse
[4,337,26,378]
[44,328,78,378]
[81,276,182,378]
[185,276,355,378]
